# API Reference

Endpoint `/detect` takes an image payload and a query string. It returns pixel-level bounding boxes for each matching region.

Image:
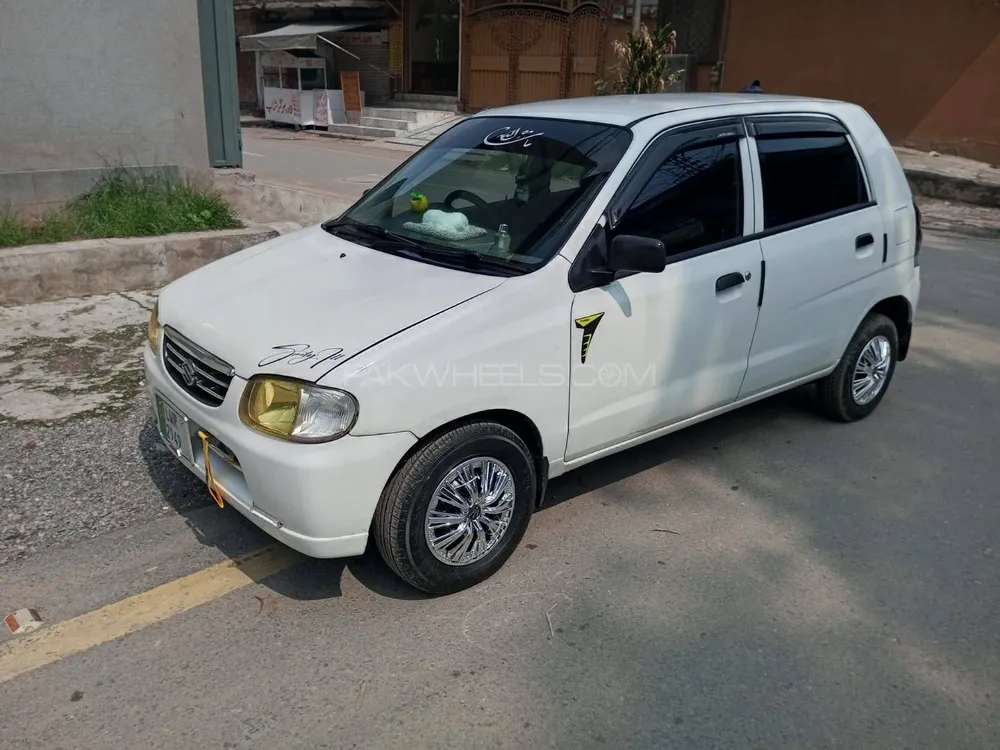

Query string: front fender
[323,265,574,461]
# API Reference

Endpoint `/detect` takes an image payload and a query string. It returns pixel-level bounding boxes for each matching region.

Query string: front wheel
[817,312,899,422]
[373,421,536,595]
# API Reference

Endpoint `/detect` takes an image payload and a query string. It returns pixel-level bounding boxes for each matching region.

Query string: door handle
[855,233,875,250]
[715,272,745,293]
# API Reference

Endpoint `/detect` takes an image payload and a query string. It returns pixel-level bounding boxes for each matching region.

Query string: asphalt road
[1,231,998,750]
[238,128,528,215]
[240,128,407,199]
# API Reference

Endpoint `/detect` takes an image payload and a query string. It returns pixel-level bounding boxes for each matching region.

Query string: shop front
[406,0,460,95]
[240,23,369,127]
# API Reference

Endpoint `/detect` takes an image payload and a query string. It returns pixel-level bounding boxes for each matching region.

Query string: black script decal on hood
[258,344,346,369]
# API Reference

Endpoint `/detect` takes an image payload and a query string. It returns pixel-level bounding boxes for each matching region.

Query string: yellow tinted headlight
[147,302,160,354]
[240,377,358,443]
[245,378,300,436]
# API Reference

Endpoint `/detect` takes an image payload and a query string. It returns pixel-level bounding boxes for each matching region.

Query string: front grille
[162,327,234,407]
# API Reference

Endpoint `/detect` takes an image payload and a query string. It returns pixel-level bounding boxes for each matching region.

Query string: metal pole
[632,0,642,32]
[255,50,263,108]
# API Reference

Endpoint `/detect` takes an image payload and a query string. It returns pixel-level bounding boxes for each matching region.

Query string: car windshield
[327,117,631,274]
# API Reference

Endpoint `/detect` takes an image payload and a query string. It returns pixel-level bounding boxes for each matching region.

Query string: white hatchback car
[145,94,922,594]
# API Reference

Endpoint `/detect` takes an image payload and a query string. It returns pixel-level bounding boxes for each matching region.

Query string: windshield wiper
[406,245,530,276]
[323,218,421,248]
[324,219,529,275]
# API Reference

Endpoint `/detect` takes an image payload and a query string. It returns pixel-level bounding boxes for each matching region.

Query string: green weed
[0,168,241,249]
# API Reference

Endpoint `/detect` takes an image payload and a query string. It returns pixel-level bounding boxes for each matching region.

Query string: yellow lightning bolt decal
[574,312,605,364]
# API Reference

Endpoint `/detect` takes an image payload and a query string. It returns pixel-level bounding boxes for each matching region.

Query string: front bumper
[143,346,416,558]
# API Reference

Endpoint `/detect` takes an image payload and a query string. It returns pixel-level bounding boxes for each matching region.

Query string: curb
[920,217,1000,241]
[922,221,1000,241]
[0,225,278,307]
[914,198,1000,241]
[212,170,356,226]
[313,130,421,153]
[385,115,465,148]
[904,168,1000,210]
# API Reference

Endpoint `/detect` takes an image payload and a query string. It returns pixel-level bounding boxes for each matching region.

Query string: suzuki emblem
[180,359,197,387]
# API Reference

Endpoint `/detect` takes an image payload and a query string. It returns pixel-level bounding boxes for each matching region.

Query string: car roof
[469,93,842,127]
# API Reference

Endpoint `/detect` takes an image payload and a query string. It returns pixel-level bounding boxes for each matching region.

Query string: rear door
[738,116,886,398]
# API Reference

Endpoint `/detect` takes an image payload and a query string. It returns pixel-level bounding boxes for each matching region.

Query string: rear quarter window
[757,133,869,230]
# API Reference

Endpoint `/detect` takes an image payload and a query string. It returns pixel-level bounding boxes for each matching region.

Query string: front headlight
[147,301,160,354]
[240,377,358,443]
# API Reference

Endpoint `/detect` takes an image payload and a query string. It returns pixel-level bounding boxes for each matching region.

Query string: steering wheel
[443,189,495,220]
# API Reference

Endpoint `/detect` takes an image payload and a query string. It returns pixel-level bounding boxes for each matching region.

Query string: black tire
[817,312,899,422]
[373,421,536,595]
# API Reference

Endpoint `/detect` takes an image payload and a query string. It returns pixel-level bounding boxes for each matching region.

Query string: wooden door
[465,14,516,110]
[515,13,567,103]
[461,0,609,110]
[567,3,604,98]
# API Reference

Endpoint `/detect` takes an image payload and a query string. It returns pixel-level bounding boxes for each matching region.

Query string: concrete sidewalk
[896,148,1000,239]
[896,147,1000,208]
[384,114,466,147]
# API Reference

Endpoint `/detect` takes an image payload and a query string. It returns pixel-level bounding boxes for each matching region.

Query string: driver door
[565,121,764,461]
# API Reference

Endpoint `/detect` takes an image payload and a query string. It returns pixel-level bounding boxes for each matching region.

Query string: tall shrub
[596,24,681,95]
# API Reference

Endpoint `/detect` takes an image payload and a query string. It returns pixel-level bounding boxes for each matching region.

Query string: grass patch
[0,169,242,249]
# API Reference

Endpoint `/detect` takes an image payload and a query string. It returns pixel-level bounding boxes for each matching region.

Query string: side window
[615,139,743,258]
[757,133,869,230]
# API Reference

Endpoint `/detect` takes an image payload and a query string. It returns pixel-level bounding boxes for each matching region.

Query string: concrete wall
[720,0,1000,165]
[0,0,211,215]
[213,169,351,226]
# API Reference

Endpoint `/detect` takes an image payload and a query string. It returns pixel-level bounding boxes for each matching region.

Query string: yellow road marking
[0,545,299,684]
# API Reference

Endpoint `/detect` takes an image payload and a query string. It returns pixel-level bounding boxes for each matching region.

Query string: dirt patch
[48,346,104,376]
[0,291,157,423]
[90,326,145,348]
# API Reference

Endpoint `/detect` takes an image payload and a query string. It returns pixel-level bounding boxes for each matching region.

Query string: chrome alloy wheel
[425,457,516,566]
[852,335,892,405]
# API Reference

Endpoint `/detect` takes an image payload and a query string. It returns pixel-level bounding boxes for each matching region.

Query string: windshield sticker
[483,126,543,149]
[574,313,605,364]
[258,344,346,369]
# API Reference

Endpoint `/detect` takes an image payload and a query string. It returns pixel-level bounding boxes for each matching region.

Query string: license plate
[155,394,194,464]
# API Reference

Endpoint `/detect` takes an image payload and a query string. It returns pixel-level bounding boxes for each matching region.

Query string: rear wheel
[817,313,899,422]
[373,421,536,595]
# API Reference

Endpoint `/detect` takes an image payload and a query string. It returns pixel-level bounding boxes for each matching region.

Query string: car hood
[157,224,505,381]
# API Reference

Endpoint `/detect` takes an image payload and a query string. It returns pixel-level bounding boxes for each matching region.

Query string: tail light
[913,201,922,267]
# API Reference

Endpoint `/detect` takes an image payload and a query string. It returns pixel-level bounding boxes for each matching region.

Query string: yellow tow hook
[197,430,225,508]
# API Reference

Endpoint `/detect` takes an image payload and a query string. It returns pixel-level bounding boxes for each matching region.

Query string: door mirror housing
[608,234,667,274]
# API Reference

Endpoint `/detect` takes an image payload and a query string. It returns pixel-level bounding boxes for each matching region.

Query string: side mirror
[608,234,667,274]
[362,188,371,196]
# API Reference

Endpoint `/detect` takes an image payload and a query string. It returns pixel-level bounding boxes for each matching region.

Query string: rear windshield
[340,117,632,270]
